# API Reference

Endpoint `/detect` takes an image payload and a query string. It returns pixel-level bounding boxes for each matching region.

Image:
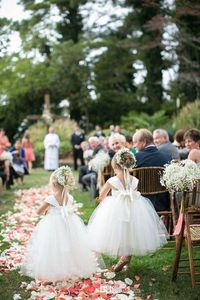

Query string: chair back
[182,179,200,216]
[131,166,167,195]
[191,179,200,208]
[103,163,115,178]
[172,179,200,287]
[97,163,114,189]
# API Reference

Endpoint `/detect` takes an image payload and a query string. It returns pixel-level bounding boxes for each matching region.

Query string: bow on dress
[116,189,140,222]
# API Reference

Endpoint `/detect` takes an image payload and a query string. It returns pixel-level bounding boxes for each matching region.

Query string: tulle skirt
[21,211,97,282]
[87,195,168,257]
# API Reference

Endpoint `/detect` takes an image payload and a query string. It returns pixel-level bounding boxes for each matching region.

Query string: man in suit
[132,128,171,211]
[71,125,85,170]
[153,128,180,160]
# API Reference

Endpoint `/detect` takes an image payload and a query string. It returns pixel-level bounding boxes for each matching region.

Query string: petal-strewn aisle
[0,186,142,300]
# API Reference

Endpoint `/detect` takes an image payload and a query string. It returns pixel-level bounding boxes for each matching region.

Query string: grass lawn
[0,168,200,300]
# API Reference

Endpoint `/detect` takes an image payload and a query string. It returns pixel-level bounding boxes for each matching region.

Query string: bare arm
[188,149,200,163]
[98,182,112,202]
[37,202,50,215]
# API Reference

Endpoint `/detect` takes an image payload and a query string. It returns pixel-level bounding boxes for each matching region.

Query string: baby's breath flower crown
[115,148,136,169]
[51,165,75,191]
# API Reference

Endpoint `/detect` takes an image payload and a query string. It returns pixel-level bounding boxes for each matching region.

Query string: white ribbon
[117,190,140,222]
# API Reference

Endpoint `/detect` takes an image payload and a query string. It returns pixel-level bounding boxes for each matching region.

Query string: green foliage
[47,41,92,122]
[0,18,11,57]
[173,0,200,102]
[121,110,169,133]
[17,0,86,51]
[123,0,164,112]
[0,56,50,139]
[0,0,199,137]
[91,37,137,125]
[173,100,200,130]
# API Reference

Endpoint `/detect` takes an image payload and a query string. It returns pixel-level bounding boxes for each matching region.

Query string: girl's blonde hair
[50,166,75,191]
[112,148,136,170]
[50,166,75,204]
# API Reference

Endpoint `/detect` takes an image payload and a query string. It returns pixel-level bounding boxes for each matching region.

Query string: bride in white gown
[21,166,97,282]
[88,148,168,272]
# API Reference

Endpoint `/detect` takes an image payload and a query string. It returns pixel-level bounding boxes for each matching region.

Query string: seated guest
[96,134,127,183]
[153,128,180,160]
[0,129,13,188]
[80,141,93,165]
[80,137,103,196]
[184,128,200,166]
[173,129,189,160]
[102,137,110,152]
[132,128,171,211]
[9,139,28,184]
[125,135,137,154]
[108,133,126,157]
[0,128,11,151]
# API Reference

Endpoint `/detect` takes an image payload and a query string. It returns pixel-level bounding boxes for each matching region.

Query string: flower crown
[51,165,75,190]
[115,148,136,169]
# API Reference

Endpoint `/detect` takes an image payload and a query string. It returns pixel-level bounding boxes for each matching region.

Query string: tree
[90,36,137,125]
[0,17,11,58]
[48,41,92,124]
[172,0,200,103]
[16,0,87,57]
[0,55,49,139]
[123,0,166,113]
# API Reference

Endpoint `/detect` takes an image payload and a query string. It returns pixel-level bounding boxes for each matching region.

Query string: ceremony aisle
[0,169,199,300]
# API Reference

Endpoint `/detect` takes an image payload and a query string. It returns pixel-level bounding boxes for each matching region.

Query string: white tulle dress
[88,176,168,257]
[21,194,97,282]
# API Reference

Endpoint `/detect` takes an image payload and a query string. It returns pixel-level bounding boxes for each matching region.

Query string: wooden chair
[131,166,177,235]
[97,163,114,190]
[172,179,200,287]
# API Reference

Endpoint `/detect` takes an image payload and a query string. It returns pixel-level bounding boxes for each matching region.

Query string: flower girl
[21,166,97,282]
[88,149,168,272]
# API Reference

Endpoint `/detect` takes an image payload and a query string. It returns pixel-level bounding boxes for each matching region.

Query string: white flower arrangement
[90,151,110,172]
[115,148,136,169]
[160,159,200,192]
[52,165,75,190]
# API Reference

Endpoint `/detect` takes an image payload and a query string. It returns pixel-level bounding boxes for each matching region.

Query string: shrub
[173,100,200,130]
[121,110,169,133]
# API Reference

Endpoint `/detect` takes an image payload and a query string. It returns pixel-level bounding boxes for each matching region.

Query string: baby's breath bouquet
[90,151,110,172]
[52,165,75,190]
[160,159,200,192]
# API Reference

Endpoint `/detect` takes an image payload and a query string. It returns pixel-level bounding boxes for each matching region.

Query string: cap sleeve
[45,195,59,207]
[107,176,119,189]
[131,176,139,190]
